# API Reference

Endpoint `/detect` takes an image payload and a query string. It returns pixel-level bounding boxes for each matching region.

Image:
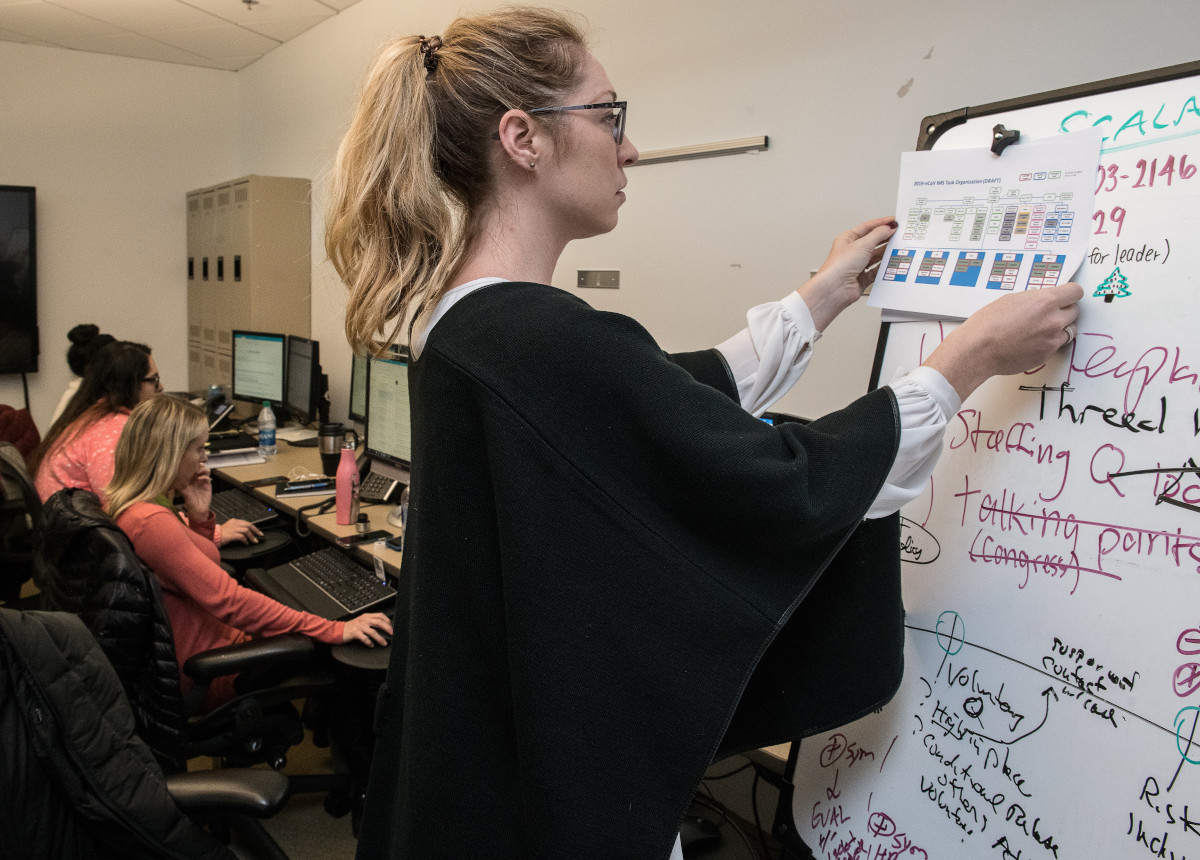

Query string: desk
[211,442,403,579]
[212,442,402,671]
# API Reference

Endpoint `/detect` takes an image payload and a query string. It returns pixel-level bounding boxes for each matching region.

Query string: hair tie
[418,35,443,75]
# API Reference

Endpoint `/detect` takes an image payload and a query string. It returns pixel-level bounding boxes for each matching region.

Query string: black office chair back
[0,606,234,860]
[35,488,333,776]
[0,441,40,605]
[34,488,191,771]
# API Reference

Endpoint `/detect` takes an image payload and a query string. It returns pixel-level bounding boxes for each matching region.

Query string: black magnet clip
[990,124,1020,156]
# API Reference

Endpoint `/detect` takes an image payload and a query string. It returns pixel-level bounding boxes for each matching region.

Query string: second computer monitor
[284,335,321,424]
[365,347,411,468]
[349,352,368,425]
[231,330,286,407]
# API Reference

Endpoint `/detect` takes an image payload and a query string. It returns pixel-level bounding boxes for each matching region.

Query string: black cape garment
[356,283,904,859]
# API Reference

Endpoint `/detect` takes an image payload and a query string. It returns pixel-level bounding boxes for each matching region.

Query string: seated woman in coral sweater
[105,395,391,708]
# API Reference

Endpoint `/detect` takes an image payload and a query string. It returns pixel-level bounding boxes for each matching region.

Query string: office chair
[0,440,41,607]
[0,606,292,860]
[33,488,337,775]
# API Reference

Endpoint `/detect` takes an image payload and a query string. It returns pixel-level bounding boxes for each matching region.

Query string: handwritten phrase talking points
[953,476,1200,594]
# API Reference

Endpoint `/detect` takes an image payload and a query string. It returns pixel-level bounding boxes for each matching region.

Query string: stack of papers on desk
[207,451,267,469]
[276,425,318,443]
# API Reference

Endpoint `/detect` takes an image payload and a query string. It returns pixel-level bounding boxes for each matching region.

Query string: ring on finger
[1062,323,1077,343]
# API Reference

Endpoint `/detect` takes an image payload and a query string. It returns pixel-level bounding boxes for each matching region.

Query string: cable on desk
[287,466,327,483]
[293,496,336,538]
[749,768,773,860]
[704,760,753,781]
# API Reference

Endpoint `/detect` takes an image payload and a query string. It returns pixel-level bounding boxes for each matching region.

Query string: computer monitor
[284,335,321,424]
[349,352,368,425]
[231,330,286,407]
[364,347,411,470]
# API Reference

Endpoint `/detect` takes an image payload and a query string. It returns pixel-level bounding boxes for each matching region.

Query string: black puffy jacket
[34,488,189,772]
[0,607,232,859]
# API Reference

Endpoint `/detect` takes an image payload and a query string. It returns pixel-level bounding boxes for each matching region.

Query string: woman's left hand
[179,464,213,519]
[797,215,898,331]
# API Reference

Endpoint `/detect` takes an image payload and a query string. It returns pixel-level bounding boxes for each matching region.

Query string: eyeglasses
[492,101,628,145]
[143,373,161,387]
[528,101,627,145]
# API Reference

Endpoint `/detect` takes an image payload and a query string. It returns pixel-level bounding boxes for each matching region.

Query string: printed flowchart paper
[868,129,1103,320]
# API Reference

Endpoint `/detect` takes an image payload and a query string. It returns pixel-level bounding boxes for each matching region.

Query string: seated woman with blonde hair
[105,395,391,709]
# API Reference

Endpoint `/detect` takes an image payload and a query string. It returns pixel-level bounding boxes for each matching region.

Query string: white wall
[4,0,1200,430]
[0,43,238,428]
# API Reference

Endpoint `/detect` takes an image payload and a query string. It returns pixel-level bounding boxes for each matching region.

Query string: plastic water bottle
[372,540,387,583]
[257,401,277,456]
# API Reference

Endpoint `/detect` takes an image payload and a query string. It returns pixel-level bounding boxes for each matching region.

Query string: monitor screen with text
[231,330,285,405]
[365,349,411,467]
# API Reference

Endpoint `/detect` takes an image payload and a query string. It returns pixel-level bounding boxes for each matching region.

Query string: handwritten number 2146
[1095,155,1197,193]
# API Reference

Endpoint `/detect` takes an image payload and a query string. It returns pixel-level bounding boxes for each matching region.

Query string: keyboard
[208,489,278,526]
[288,546,396,617]
[359,471,402,503]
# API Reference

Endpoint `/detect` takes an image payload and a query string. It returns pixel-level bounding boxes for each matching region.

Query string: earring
[529,160,535,169]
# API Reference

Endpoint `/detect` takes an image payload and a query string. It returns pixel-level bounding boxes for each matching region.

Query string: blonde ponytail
[325,7,588,355]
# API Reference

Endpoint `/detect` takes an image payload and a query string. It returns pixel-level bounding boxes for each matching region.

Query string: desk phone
[359,471,402,504]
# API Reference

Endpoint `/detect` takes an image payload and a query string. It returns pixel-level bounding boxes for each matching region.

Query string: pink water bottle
[335,441,360,525]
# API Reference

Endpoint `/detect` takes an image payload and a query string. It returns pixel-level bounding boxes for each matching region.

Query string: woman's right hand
[342,612,393,646]
[923,281,1084,402]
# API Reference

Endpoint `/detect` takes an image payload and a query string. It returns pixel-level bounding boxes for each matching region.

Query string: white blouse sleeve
[866,365,961,520]
[712,294,960,520]
[714,291,820,417]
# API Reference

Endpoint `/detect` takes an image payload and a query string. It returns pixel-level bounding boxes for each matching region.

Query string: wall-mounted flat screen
[0,186,38,374]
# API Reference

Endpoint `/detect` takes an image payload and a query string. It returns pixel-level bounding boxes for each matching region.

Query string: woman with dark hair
[49,324,117,425]
[32,341,260,545]
[327,8,1083,857]
[32,340,159,501]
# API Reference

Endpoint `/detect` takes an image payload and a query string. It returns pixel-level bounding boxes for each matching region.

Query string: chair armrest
[166,768,290,818]
[183,633,314,682]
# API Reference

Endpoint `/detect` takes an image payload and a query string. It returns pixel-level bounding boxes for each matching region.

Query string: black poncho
[357,283,904,859]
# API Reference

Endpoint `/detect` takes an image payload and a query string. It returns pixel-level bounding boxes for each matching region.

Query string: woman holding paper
[324,7,1083,857]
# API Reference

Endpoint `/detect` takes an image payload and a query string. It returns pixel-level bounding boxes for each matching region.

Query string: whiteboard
[790,62,1200,859]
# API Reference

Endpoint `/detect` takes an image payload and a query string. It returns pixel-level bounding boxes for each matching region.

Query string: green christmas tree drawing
[1095,267,1132,303]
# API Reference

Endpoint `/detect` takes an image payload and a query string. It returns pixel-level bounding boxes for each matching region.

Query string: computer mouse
[679,814,722,856]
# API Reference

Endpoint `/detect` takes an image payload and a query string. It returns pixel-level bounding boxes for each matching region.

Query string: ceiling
[0,0,364,71]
